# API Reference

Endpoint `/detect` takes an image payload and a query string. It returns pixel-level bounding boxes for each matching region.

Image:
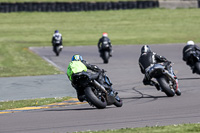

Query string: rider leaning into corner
[67,54,115,102]
[138,45,180,95]
[182,40,200,73]
[98,32,113,57]
[52,30,63,54]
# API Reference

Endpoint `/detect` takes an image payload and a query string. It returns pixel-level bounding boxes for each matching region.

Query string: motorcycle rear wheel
[157,76,175,97]
[84,87,107,109]
[56,46,62,56]
[103,51,109,64]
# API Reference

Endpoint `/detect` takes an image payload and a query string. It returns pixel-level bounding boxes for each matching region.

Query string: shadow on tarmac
[119,86,168,104]
[179,77,200,80]
[44,106,115,112]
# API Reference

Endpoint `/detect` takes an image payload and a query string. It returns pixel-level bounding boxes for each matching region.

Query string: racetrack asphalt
[1,43,196,102]
[0,74,76,101]
[1,44,200,133]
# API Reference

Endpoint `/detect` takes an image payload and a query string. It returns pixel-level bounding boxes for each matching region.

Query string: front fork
[167,67,179,91]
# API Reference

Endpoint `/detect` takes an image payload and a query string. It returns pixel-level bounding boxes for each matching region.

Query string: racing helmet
[102,32,108,37]
[187,40,195,45]
[72,54,83,61]
[141,45,151,54]
[55,30,59,33]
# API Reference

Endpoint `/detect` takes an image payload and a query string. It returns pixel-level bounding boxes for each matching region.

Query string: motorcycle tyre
[175,89,181,96]
[84,87,107,109]
[195,62,200,74]
[113,95,123,107]
[56,46,61,56]
[103,51,109,64]
[53,46,58,56]
[157,76,175,97]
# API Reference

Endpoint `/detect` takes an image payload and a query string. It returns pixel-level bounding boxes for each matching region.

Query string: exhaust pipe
[163,70,175,82]
[93,80,107,93]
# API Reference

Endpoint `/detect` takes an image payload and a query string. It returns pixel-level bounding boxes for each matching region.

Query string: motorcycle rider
[98,32,113,57]
[52,30,63,55]
[183,40,200,73]
[67,54,114,102]
[138,45,180,94]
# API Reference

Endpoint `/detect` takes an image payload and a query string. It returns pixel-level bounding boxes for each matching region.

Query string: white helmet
[187,40,195,45]
[102,32,108,37]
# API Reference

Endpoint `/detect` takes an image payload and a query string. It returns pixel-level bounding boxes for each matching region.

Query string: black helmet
[141,45,151,54]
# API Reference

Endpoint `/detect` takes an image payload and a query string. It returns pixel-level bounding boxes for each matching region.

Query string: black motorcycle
[99,42,111,64]
[53,44,63,56]
[71,71,123,109]
[145,63,181,97]
[185,51,200,74]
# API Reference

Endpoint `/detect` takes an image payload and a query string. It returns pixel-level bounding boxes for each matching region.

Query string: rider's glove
[164,61,171,66]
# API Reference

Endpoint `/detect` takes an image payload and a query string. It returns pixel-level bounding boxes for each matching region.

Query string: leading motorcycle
[53,44,63,56]
[185,51,200,74]
[145,62,181,97]
[71,70,122,109]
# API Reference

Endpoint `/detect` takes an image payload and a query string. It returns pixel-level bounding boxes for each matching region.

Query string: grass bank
[76,123,200,133]
[0,96,71,110]
[0,9,200,77]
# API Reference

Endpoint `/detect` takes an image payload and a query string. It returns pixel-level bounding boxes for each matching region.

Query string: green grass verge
[76,123,200,133]
[0,0,154,3]
[0,9,200,77]
[0,96,71,110]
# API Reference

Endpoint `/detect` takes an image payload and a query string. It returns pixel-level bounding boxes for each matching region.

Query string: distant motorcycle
[71,70,123,109]
[53,44,63,56]
[99,42,111,64]
[185,51,200,74]
[145,62,181,97]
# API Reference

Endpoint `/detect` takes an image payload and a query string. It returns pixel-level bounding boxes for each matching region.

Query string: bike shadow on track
[44,106,116,112]
[43,104,117,112]
[120,86,167,101]
[44,85,170,112]
[178,77,200,80]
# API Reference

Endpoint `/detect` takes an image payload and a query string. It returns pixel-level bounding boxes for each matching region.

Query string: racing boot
[77,95,86,102]
[155,83,161,91]
[77,91,86,102]
[149,81,162,91]
[59,45,63,51]
[191,66,196,73]
[109,49,113,57]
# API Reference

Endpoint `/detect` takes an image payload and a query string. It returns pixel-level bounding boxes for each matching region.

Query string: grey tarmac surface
[0,74,76,101]
[1,44,200,133]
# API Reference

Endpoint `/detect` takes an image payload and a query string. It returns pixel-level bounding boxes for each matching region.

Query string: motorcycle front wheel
[84,87,107,109]
[113,95,123,107]
[157,76,175,97]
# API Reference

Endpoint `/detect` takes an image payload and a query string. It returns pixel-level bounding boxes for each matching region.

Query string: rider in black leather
[52,30,63,55]
[138,45,170,91]
[183,41,200,72]
[98,32,112,57]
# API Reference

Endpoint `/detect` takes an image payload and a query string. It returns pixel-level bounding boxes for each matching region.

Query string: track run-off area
[1,44,200,133]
